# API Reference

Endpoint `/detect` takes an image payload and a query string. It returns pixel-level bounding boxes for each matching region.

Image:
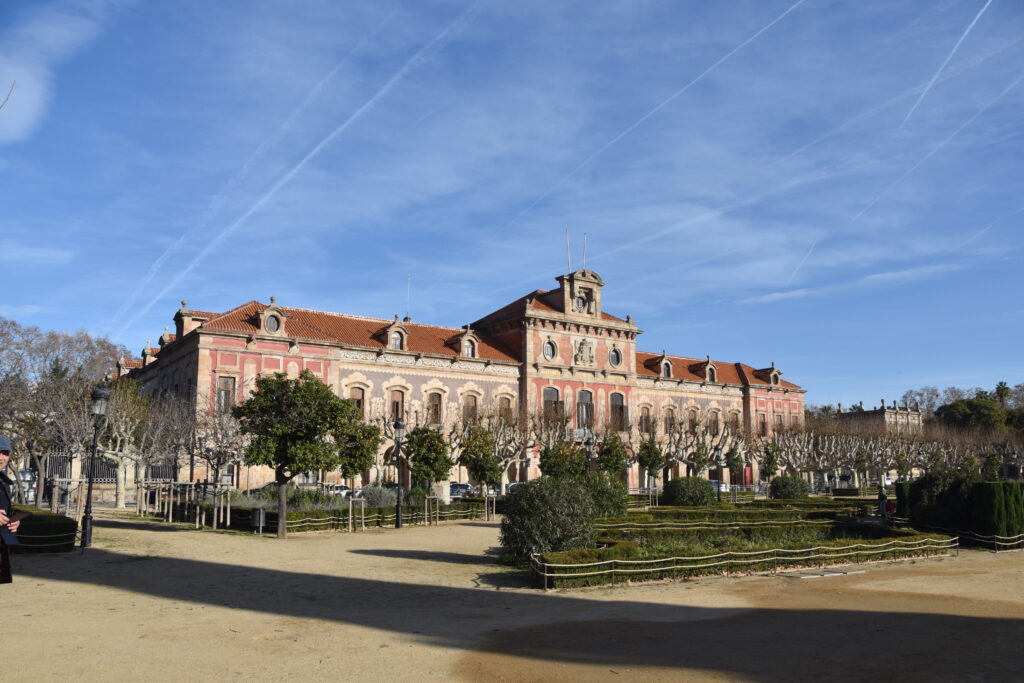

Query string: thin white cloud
[507,0,808,225]
[739,264,961,304]
[0,304,44,317]
[851,72,1024,223]
[114,1,480,340]
[0,3,109,144]
[0,239,73,265]
[901,0,994,128]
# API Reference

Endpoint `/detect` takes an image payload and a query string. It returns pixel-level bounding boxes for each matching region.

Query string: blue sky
[2,0,1022,407]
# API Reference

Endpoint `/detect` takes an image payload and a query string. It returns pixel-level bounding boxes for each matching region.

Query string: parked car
[505,481,526,495]
[709,480,730,492]
[325,484,351,498]
[449,482,472,498]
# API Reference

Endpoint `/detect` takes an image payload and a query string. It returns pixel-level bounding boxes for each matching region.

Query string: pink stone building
[122,270,805,490]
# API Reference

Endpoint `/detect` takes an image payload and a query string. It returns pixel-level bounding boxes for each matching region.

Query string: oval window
[265,315,280,333]
[608,348,622,367]
[542,340,557,360]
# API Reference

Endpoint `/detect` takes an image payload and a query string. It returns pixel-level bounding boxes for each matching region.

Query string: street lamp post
[393,417,406,529]
[81,386,109,549]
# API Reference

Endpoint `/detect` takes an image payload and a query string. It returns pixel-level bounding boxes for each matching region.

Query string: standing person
[0,434,22,584]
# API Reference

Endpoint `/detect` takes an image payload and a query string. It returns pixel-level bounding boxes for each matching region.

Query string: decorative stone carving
[574,339,595,366]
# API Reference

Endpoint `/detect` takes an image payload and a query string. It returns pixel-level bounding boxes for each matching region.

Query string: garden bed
[533,523,954,589]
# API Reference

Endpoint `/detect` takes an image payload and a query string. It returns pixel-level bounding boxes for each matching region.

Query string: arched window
[664,407,676,434]
[707,366,717,383]
[662,363,672,378]
[687,408,698,435]
[498,396,513,422]
[389,331,403,350]
[640,406,652,433]
[610,392,627,431]
[709,411,720,436]
[726,411,741,433]
[462,339,476,358]
[427,392,442,424]
[390,390,404,420]
[577,390,593,429]
[463,394,478,422]
[349,386,365,417]
[543,387,561,419]
[771,373,780,385]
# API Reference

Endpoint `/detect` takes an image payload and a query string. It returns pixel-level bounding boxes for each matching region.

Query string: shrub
[360,483,397,507]
[11,506,78,553]
[539,442,586,478]
[580,471,628,518]
[500,477,595,562]
[769,475,810,499]
[662,477,715,506]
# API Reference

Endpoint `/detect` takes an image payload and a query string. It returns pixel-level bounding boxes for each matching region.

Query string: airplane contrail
[901,0,994,128]
[106,7,399,335]
[852,72,1022,224]
[115,1,479,341]
[787,240,817,284]
[507,0,807,225]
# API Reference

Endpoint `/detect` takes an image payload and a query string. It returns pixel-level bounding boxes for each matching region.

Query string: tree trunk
[115,461,127,508]
[277,471,288,539]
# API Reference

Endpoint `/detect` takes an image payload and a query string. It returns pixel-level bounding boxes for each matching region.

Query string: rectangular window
[390,390,404,421]
[216,376,235,412]
[758,413,767,437]
[498,397,513,422]
[427,393,442,425]
[462,395,478,423]
[349,387,365,417]
[774,414,784,432]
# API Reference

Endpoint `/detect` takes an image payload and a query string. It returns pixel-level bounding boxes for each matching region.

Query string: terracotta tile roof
[120,357,142,369]
[199,301,517,362]
[635,351,801,390]
[181,309,219,319]
[475,288,627,325]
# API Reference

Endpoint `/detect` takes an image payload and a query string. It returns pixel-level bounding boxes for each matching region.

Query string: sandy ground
[4,510,1024,682]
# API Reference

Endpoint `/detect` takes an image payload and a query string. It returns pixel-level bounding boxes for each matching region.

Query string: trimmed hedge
[769,475,809,499]
[171,500,487,532]
[832,487,896,498]
[10,506,78,553]
[537,525,953,588]
[662,477,715,506]
[907,476,1024,541]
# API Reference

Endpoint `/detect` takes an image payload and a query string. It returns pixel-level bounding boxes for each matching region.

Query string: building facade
[121,270,805,491]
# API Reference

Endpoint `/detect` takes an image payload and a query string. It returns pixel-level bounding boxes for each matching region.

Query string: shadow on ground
[15,540,1024,680]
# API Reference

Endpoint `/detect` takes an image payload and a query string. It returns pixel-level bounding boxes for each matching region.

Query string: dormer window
[707,366,717,383]
[462,339,476,358]
[662,363,672,378]
[265,315,280,333]
[771,373,780,385]
[389,331,404,350]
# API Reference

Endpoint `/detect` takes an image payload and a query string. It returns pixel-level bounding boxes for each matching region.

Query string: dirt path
[5,511,1023,681]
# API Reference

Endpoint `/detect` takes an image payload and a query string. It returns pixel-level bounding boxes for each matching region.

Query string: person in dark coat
[0,434,22,584]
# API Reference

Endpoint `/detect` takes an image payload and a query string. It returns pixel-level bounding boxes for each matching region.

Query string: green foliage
[360,483,397,507]
[760,443,781,481]
[595,432,629,474]
[935,398,1007,433]
[909,474,1024,541]
[11,505,77,553]
[339,423,383,480]
[539,442,586,478]
[688,441,713,475]
[233,370,366,479]
[635,438,665,477]
[894,482,912,517]
[662,477,715,506]
[725,445,744,484]
[232,370,373,537]
[769,474,810,499]
[580,471,628,518]
[500,476,595,562]
[458,426,502,487]
[404,427,455,486]
[981,452,1001,481]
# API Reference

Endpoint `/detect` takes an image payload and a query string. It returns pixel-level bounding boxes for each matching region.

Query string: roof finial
[394,313,399,322]
[270,296,276,305]
[180,299,187,308]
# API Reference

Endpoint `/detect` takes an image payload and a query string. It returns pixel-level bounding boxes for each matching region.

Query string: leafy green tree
[233,370,370,538]
[935,398,1007,433]
[457,426,502,489]
[595,432,629,474]
[760,443,781,482]
[994,381,1011,408]
[539,442,585,478]
[725,445,743,485]
[769,474,810,499]
[339,422,383,481]
[403,427,455,489]
[635,438,665,483]
[981,452,1001,481]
